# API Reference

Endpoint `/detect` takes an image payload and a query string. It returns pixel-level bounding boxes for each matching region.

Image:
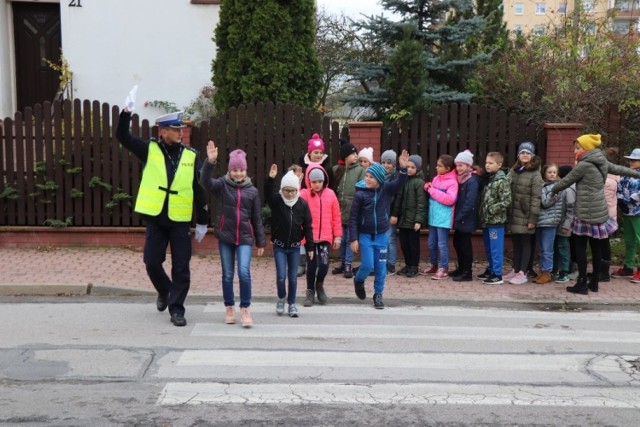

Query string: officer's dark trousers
[143,221,191,316]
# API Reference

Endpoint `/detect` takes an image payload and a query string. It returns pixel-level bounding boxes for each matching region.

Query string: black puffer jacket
[264,177,314,252]
[199,161,266,247]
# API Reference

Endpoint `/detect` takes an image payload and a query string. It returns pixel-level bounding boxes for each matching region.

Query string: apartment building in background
[503,0,640,35]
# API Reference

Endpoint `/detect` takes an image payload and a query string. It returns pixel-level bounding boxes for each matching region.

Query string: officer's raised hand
[206,140,218,164]
[124,85,138,113]
[269,164,278,179]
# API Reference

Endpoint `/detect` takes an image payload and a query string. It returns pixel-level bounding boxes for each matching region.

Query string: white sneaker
[503,269,517,281]
[288,304,299,318]
[510,271,528,285]
[276,298,285,315]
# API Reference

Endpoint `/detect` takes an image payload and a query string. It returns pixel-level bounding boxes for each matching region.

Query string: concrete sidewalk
[1,247,639,307]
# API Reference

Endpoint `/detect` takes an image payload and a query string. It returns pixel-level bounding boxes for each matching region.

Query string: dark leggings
[306,242,330,290]
[574,235,603,279]
[453,230,473,271]
[512,233,533,272]
[399,228,421,267]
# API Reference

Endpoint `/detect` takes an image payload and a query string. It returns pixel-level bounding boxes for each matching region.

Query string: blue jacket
[617,169,640,216]
[454,173,482,233]
[349,168,407,241]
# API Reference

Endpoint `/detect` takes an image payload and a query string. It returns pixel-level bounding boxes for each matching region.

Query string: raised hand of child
[269,164,278,178]
[206,140,218,164]
[398,149,409,168]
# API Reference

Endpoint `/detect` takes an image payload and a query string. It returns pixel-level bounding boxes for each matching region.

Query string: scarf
[457,168,474,184]
[281,191,299,207]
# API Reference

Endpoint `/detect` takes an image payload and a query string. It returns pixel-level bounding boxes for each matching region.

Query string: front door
[13,2,62,112]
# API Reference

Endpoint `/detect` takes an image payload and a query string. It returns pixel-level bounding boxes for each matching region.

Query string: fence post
[543,123,584,166]
[347,121,383,160]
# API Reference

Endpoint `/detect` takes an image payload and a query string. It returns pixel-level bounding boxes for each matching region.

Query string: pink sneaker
[510,271,528,285]
[432,267,449,280]
[420,264,438,275]
[631,272,640,283]
[503,269,517,281]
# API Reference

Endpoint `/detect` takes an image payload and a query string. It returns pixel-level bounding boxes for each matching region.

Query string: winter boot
[303,289,315,307]
[316,281,328,304]
[296,256,306,277]
[588,277,599,293]
[452,270,472,282]
[332,263,345,275]
[449,266,463,278]
[354,278,366,300]
[344,263,353,279]
[566,276,589,295]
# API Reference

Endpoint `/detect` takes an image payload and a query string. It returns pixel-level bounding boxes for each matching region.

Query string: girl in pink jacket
[423,155,459,279]
[300,164,342,307]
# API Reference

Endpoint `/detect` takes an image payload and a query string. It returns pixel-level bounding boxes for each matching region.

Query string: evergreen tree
[383,25,429,122]
[348,0,490,117]
[212,0,322,111]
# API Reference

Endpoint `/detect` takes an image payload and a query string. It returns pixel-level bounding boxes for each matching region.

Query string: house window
[513,24,524,34]
[534,24,545,35]
[583,0,596,11]
[558,3,567,13]
[514,3,524,14]
[612,21,630,34]
[535,3,546,14]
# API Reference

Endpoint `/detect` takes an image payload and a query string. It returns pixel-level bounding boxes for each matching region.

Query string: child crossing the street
[265,164,314,317]
[350,150,409,309]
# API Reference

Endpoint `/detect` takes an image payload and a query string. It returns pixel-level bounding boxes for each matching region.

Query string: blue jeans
[338,225,354,264]
[218,241,252,308]
[386,224,398,267]
[483,226,504,276]
[274,246,300,305]
[553,235,570,274]
[536,227,556,272]
[355,232,388,295]
[428,226,450,268]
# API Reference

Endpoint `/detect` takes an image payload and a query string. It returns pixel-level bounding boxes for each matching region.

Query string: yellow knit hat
[576,134,602,151]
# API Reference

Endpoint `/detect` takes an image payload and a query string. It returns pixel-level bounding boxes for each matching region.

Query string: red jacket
[300,164,342,243]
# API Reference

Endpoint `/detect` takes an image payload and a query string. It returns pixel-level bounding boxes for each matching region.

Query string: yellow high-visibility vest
[134,141,195,221]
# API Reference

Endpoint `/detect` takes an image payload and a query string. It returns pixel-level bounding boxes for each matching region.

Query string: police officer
[116,86,209,327]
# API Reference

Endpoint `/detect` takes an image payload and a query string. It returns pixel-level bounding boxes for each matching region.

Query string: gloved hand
[124,85,138,112]
[195,224,208,243]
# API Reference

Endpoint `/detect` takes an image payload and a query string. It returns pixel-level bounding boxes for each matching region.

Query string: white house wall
[1,0,220,122]
[0,0,14,119]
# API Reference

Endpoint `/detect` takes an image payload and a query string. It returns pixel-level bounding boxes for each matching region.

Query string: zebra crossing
[155,304,640,408]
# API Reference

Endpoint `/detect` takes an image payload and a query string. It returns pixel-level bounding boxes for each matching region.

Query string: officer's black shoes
[170,313,187,327]
[156,294,169,312]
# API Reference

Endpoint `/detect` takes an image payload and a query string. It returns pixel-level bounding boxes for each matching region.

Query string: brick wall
[347,121,383,160]
[543,123,583,166]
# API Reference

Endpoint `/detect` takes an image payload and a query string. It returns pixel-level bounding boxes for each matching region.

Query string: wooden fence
[0,99,344,227]
[386,104,544,176]
[1,99,548,227]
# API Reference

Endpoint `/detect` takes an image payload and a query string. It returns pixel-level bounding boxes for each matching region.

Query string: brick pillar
[181,121,193,146]
[543,123,583,166]
[347,121,383,160]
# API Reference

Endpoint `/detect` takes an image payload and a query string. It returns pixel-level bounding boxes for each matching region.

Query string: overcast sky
[316,0,386,18]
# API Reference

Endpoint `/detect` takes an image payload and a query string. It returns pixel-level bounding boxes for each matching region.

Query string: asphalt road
[1,297,639,426]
